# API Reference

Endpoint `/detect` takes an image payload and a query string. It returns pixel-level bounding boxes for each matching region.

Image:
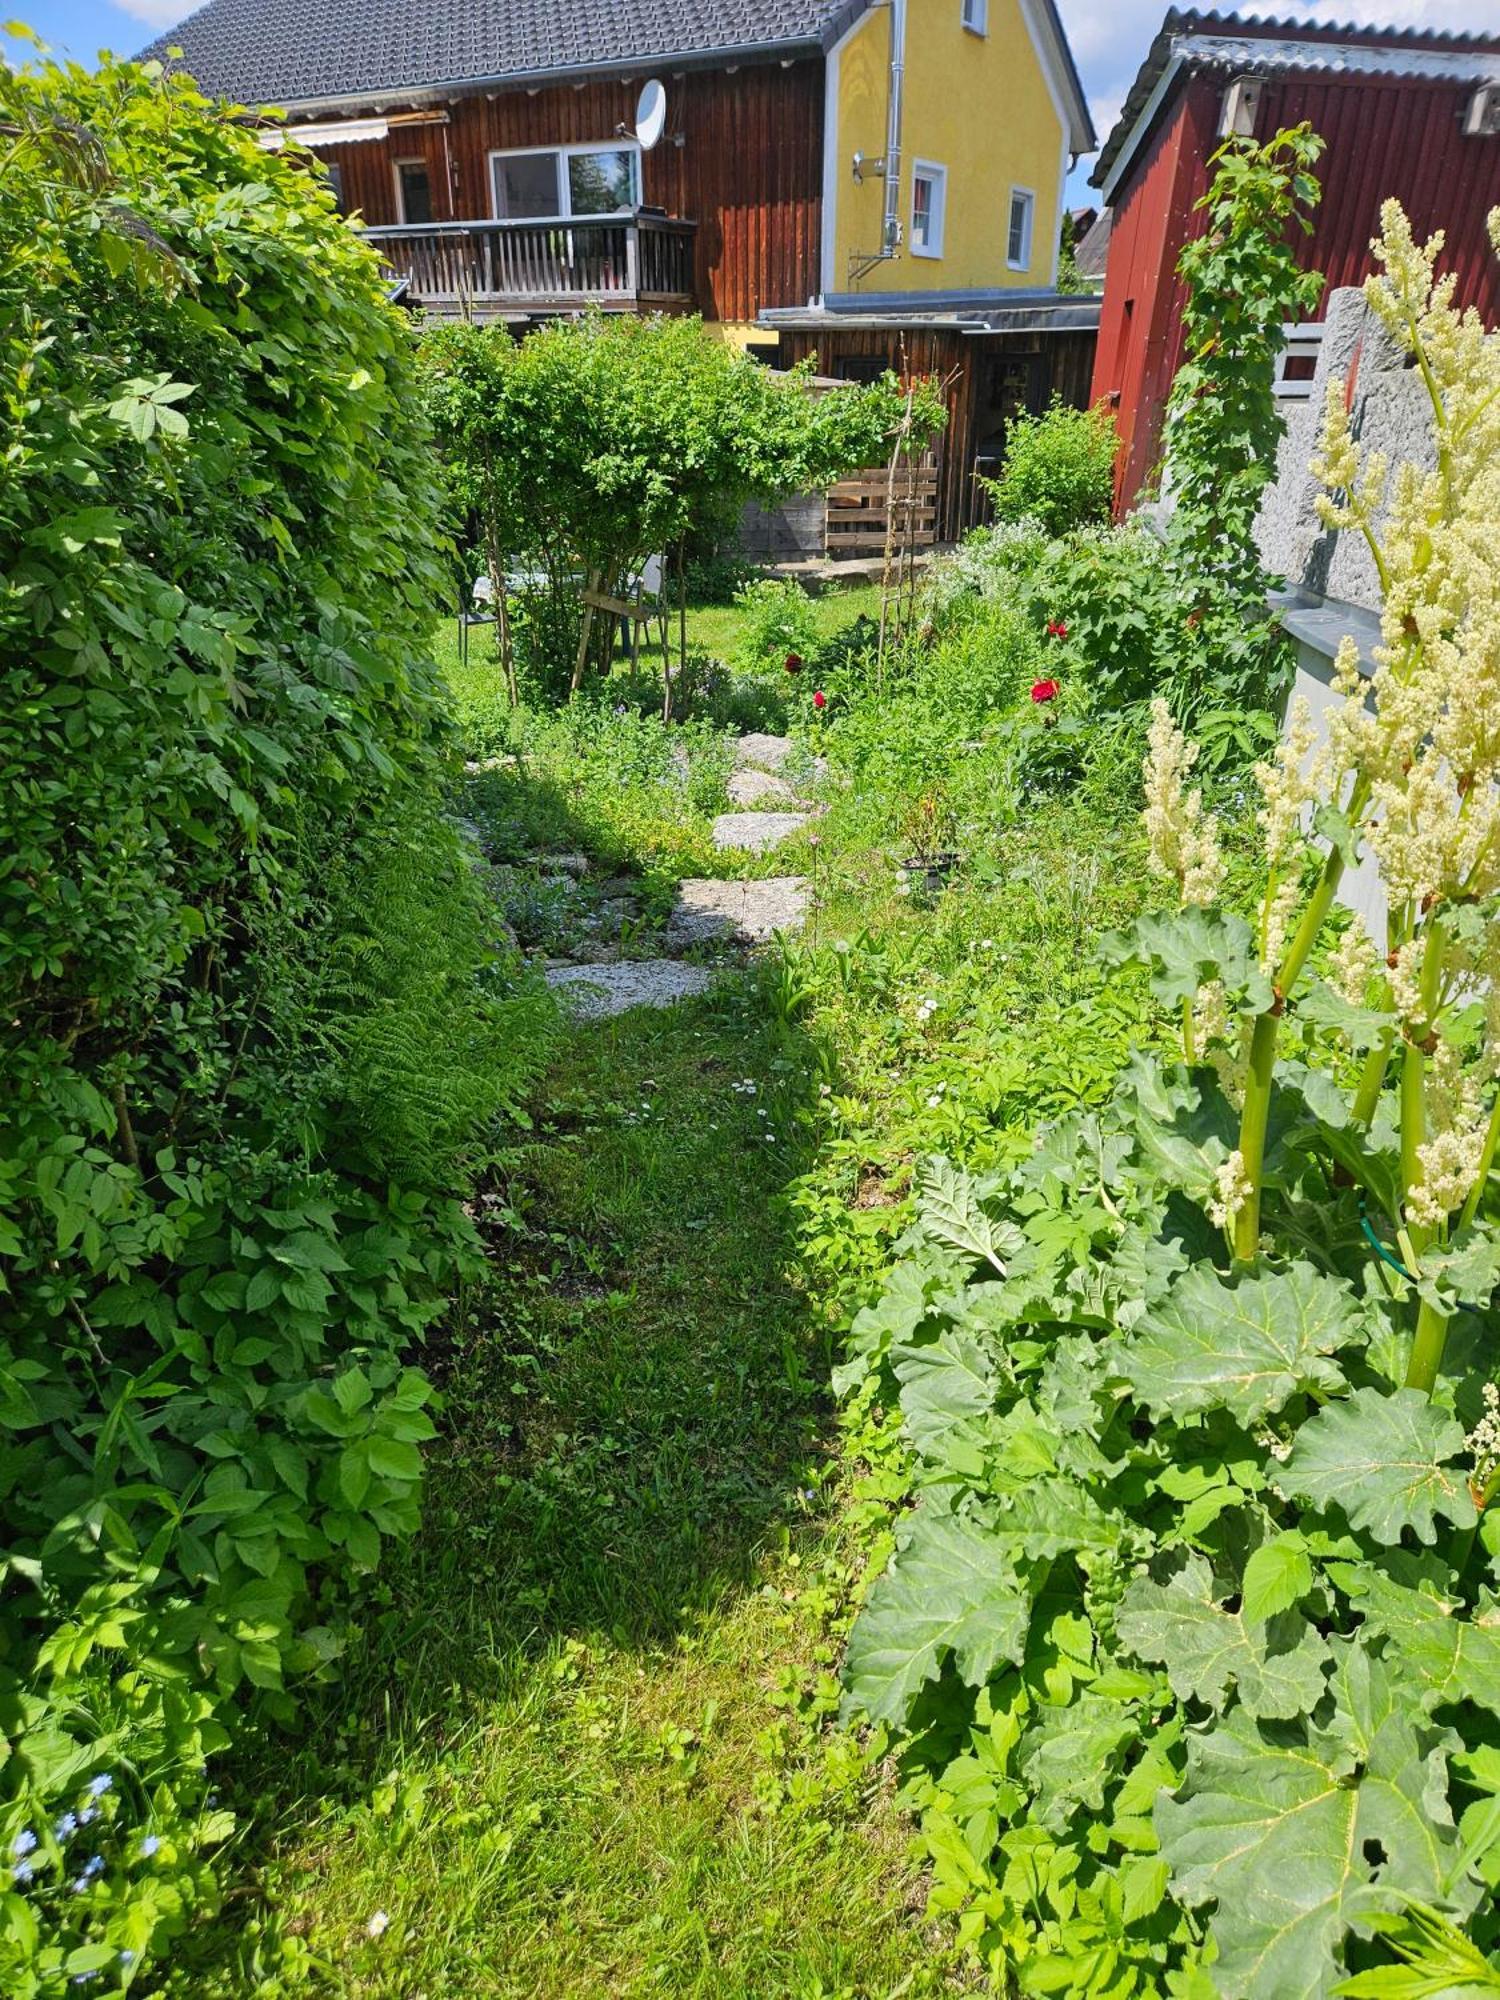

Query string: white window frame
[487,140,642,222]
[961,0,988,34]
[392,155,433,224]
[1007,186,1036,272]
[910,160,947,260]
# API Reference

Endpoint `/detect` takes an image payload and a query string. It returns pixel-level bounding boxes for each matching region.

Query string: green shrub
[986,400,1118,536]
[732,577,822,674]
[0,50,545,1989]
[924,521,1295,727]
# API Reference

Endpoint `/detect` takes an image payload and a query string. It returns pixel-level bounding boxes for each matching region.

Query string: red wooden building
[1088,9,1500,511]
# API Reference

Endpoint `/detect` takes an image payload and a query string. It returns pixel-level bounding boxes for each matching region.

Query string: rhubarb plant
[835,205,1500,1997]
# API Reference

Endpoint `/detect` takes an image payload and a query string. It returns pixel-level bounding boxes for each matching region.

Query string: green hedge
[0,50,542,1992]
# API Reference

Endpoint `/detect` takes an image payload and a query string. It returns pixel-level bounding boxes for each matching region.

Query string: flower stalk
[1144,201,1500,1372]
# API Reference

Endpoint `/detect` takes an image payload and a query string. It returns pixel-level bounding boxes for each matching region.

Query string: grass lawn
[222,989,957,1998]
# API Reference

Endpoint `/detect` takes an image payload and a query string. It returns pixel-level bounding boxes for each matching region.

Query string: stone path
[544,961,717,1020]
[725,767,800,808]
[528,732,824,1016]
[666,877,809,949]
[711,811,813,853]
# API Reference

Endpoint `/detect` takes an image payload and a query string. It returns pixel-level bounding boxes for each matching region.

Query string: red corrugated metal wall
[1093,69,1500,509]
[315,58,825,323]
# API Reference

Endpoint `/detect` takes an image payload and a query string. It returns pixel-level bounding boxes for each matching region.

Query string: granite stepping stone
[734,732,795,773]
[726,767,801,808]
[711,811,812,853]
[544,960,717,1020]
[666,877,809,948]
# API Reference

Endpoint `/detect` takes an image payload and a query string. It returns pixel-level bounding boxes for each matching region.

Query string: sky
[16,0,1500,202]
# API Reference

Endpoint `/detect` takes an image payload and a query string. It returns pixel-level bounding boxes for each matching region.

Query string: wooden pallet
[824,453,939,557]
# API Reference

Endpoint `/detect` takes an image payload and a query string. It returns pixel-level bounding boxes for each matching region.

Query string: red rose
[1046,620,1069,640]
[1030,679,1060,703]
[812,690,827,710]
[784,652,803,674]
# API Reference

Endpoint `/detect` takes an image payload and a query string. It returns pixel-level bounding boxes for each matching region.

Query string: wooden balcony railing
[362,214,697,314]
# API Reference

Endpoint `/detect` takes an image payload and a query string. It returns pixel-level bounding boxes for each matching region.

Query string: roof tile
[144,0,862,107]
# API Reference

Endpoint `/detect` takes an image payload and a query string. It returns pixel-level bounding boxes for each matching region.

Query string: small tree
[420,313,943,707]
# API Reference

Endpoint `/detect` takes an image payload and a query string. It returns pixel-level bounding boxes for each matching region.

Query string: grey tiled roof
[144,0,870,108]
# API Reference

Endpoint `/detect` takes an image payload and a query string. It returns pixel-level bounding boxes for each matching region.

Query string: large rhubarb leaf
[1117,1552,1329,1719]
[833,1253,966,1398]
[1113,1262,1359,1427]
[893,1327,998,1459]
[1157,1641,1467,1999]
[1274,1387,1477,1546]
[1019,1691,1139,1832]
[1102,908,1273,1014]
[842,1504,1031,1725]
[1341,1555,1500,1716]
[983,1478,1125,1563]
[913,1156,1019,1275]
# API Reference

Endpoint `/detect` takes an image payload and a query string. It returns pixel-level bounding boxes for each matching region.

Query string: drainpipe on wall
[848,0,907,282]
[880,0,906,258]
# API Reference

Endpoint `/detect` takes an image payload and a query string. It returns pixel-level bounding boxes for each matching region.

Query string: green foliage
[826,204,1500,2000]
[731,577,823,674]
[924,517,1296,728]
[418,314,944,697]
[0,50,543,1989]
[1165,125,1326,616]
[986,399,1118,537]
[832,1055,1499,1994]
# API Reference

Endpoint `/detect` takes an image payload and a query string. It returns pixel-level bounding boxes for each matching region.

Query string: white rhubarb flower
[1208,1150,1254,1231]
[1143,699,1224,907]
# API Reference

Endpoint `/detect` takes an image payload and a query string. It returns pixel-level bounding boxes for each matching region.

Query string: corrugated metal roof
[1092,6,1500,191]
[1174,30,1500,85]
[142,0,870,110]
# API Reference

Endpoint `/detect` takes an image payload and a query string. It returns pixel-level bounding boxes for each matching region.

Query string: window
[910,161,947,259]
[394,157,433,225]
[1007,187,1035,271]
[490,144,641,221]
[833,355,889,385]
[961,0,987,32]
[324,161,346,214]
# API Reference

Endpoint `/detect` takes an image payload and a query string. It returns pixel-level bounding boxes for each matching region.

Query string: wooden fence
[824,452,940,558]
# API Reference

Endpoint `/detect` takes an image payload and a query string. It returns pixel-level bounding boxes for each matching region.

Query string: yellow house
[820,0,1092,302]
[760,0,1097,540]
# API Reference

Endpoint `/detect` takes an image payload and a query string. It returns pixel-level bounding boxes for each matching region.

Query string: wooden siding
[314,59,824,322]
[777,326,1098,543]
[1093,69,1500,509]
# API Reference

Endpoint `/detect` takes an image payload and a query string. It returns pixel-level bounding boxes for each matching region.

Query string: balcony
[362,213,698,317]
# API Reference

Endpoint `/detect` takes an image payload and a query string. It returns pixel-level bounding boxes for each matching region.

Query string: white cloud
[1058,0,1500,178]
[112,0,199,26]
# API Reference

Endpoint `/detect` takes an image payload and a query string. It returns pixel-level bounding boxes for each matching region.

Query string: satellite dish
[635,78,667,151]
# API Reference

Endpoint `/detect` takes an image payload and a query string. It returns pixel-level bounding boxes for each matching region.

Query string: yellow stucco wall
[830,0,1064,295]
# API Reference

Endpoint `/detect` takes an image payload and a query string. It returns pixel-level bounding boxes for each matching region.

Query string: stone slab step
[726,767,802,808]
[666,877,809,949]
[711,810,812,853]
[544,960,717,1020]
[733,732,794,773]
